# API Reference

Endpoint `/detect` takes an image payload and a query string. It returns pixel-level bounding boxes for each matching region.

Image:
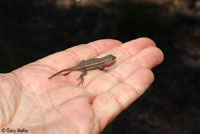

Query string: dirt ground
[0,0,200,133]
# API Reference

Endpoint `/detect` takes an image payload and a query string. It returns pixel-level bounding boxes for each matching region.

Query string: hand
[0,38,163,134]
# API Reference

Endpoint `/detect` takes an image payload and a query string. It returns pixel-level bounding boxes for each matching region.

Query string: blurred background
[1,0,200,133]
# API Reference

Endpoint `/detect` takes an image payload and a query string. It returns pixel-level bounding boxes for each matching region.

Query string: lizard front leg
[99,66,104,70]
[99,64,109,72]
[77,68,87,86]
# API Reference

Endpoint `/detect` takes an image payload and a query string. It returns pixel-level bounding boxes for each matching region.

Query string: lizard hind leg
[77,68,87,86]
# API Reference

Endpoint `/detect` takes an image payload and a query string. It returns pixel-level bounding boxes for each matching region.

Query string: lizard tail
[48,68,72,79]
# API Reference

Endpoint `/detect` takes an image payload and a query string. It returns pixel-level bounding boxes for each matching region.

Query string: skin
[0,38,164,134]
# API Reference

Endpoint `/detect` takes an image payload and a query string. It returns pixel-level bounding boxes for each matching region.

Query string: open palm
[1,38,163,134]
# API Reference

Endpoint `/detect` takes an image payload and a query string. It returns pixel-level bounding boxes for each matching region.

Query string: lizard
[48,54,116,86]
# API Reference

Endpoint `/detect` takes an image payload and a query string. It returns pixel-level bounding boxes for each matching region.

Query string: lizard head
[103,54,116,65]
